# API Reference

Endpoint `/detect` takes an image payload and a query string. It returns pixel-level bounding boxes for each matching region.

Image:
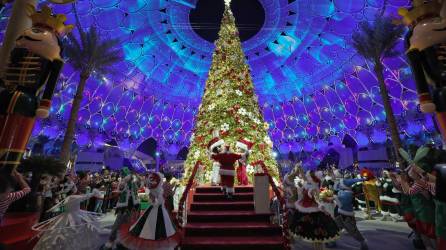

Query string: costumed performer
[360,168,382,219]
[283,162,303,230]
[119,172,179,250]
[212,144,242,198]
[208,133,224,186]
[32,193,108,250]
[292,170,340,250]
[379,170,402,222]
[410,160,446,250]
[333,170,369,250]
[399,147,437,250]
[235,138,253,186]
[104,167,140,250]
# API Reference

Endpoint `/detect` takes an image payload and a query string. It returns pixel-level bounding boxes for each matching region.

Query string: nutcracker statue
[0,5,72,171]
[399,0,446,142]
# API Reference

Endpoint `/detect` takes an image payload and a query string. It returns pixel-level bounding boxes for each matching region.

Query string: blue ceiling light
[6,0,436,156]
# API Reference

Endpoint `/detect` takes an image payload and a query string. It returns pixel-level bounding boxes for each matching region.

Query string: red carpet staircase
[180,186,285,250]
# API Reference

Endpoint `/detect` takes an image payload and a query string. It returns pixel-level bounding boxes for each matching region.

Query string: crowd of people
[283,145,446,250]
[0,165,181,250]
[0,143,445,250]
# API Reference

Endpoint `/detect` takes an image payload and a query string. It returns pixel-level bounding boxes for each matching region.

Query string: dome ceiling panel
[0,0,434,154]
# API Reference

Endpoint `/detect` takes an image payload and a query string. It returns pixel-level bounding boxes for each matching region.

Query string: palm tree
[60,4,122,164]
[352,15,405,164]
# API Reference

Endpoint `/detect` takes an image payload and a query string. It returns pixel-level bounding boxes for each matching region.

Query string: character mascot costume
[360,168,382,218]
[0,5,71,171]
[208,133,224,186]
[235,138,253,185]
[119,172,179,250]
[399,0,446,142]
[211,143,242,198]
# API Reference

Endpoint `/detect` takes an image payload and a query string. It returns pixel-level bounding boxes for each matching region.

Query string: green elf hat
[120,167,131,177]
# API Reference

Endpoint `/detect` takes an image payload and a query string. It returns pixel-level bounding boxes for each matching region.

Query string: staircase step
[181,236,285,250]
[191,201,254,211]
[184,222,282,237]
[193,192,254,202]
[187,211,272,223]
[195,186,253,194]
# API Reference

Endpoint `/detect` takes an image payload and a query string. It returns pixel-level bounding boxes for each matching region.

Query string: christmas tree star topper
[224,0,231,7]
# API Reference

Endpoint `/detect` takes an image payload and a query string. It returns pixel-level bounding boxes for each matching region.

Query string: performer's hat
[360,168,375,180]
[208,137,225,151]
[236,138,254,152]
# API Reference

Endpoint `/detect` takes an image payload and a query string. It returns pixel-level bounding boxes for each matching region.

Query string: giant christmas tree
[183,2,279,183]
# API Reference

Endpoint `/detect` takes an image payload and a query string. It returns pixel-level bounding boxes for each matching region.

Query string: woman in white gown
[32,193,107,250]
[119,172,179,250]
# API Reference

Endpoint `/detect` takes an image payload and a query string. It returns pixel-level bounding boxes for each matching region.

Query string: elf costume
[400,147,437,246]
[104,167,140,250]
[379,171,401,221]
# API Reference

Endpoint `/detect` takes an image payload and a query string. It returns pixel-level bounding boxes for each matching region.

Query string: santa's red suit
[237,161,249,186]
[212,152,242,194]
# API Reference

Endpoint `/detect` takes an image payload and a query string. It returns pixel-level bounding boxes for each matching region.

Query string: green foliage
[352,15,405,62]
[20,155,66,177]
[183,7,279,183]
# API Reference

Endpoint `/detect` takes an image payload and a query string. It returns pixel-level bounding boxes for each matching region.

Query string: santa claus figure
[0,5,71,171]
[211,144,242,198]
[208,134,225,186]
[235,138,254,185]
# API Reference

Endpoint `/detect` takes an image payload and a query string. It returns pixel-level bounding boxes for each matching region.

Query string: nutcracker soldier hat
[397,0,442,26]
[236,138,254,152]
[27,4,74,37]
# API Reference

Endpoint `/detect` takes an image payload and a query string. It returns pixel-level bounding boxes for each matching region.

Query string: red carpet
[0,212,39,250]
[181,186,285,250]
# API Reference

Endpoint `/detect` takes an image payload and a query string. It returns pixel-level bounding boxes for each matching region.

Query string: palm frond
[398,148,412,163]
[413,146,430,164]
[20,156,66,176]
[352,14,405,63]
[63,22,122,76]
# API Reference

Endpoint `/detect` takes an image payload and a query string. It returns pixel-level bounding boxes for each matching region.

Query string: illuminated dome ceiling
[3,0,437,157]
